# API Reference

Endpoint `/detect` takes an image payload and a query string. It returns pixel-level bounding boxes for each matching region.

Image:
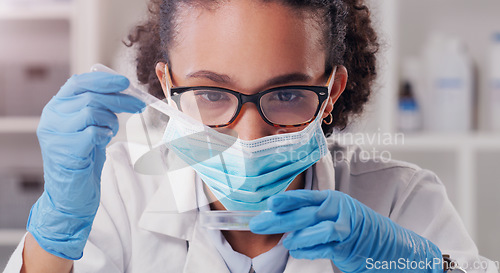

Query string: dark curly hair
[126,0,378,135]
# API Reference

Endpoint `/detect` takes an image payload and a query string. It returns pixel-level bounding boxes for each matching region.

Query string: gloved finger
[38,126,114,166]
[251,190,343,234]
[250,206,321,234]
[48,92,145,115]
[57,72,130,97]
[40,106,119,135]
[283,220,348,250]
[267,190,329,213]
[75,125,114,151]
[46,160,102,214]
[42,145,106,205]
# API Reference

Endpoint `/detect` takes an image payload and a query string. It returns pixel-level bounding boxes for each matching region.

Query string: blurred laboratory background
[0,0,499,268]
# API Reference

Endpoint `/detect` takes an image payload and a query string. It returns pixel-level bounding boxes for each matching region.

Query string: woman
[4,0,494,272]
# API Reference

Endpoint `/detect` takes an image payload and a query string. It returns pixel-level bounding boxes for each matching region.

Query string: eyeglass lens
[260,89,319,125]
[176,89,320,126]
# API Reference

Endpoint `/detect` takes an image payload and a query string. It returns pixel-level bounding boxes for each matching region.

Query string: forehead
[168,0,326,82]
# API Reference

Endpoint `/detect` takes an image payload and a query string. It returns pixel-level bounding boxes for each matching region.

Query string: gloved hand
[27,72,145,260]
[250,190,443,273]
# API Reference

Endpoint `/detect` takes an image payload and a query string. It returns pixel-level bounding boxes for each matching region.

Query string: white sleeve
[2,234,27,273]
[2,153,130,273]
[73,204,128,273]
[2,208,127,273]
[390,169,498,273]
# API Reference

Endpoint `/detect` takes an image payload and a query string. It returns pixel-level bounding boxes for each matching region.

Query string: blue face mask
[162,114,328,211]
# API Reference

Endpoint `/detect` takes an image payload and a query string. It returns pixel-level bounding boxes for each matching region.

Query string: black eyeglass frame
[170,86,330,128]
[164,64,336,128]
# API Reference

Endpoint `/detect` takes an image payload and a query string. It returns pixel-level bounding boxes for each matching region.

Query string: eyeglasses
[165,66,335,128]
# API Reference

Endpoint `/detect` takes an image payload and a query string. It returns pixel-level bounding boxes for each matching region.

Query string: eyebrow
[187,70,231,84]
[186,70,313,87]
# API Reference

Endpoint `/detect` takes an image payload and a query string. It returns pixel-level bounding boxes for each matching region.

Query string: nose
[228,103,275,141]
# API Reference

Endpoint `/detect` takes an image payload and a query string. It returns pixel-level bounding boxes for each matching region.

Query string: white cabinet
[0,2,72,20]
[0,0,146,256]
[0,2,74,252]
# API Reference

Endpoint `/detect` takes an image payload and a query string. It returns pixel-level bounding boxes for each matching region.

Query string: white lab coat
[4,140,498,273]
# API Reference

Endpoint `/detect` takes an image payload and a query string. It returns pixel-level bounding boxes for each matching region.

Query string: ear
[322,65,348,119]
[155,62,169,98]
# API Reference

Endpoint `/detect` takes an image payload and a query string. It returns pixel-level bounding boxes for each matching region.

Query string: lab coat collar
[138,149,201,241]
[180,223,336,273]
[137,151,231,272]
[314,150,336,191]
[136,148,230,272]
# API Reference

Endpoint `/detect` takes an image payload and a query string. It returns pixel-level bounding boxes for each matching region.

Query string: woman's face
[157,0,347,140]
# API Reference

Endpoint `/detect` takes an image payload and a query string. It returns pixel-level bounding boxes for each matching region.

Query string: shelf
[0,117,40,133]
[335,131,500,151]
[391,133,500,150]
[0,2,72,20]
[0,229,25,246]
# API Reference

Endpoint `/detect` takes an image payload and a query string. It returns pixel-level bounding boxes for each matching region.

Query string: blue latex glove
[250,190,443,273]
[27,72,145,260]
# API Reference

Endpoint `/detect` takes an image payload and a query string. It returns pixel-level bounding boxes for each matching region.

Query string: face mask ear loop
[317,66,337,119]
[327,66,337,92]
[164,64,179,110]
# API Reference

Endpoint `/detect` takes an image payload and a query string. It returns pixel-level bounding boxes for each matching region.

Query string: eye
[195,91,231,102]
[271,90,303,102]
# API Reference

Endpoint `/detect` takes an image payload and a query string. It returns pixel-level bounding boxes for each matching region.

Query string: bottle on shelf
[489,32,500,132]
[397,80,422,133]
[420,33,475,133]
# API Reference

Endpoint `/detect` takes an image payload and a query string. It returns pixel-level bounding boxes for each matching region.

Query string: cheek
[215,124,304,138]
[275,126,307,135]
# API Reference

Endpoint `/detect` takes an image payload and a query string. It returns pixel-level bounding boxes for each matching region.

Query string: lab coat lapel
[138,150,201,240]
[314,151,336,191]
[137,151,229,273]
[182,219,230,273]
[139,164,230,273]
